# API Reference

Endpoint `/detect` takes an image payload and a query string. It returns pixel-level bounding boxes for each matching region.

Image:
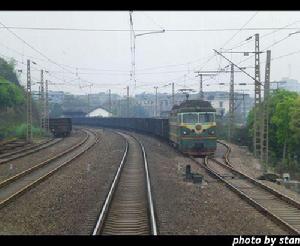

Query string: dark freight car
[49,118,72,137]
[72,117,169,139]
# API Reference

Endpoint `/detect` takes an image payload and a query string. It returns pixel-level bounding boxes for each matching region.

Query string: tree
[290,97,300,142]
[0,77,24,109]
[270,90,298,164]
[0,58,20,85]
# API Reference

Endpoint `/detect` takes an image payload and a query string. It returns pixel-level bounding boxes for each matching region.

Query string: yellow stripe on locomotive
[169,102,217,156]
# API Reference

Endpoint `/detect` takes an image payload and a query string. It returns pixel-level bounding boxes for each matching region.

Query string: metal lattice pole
[40,70,45,129]
[44,79,49,133]
[199,74,203,100]
[26,59,32,142]
[126,86,129,117]
[228,63,234,142]
[253,33,262,158]
[108,89,111,115]
[261,50,271,164]
[154,86,158,117]
[172,82,175,107]
[195,72,215,100]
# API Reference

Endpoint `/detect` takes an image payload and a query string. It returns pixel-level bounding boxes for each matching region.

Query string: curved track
[0,139,30,154]
[193,142,300,234]
[92,131,157,235]
[0,138,63,164]
[0,128,100,209]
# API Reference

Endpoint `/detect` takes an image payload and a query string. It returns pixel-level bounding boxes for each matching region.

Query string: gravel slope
[220,140,300,205]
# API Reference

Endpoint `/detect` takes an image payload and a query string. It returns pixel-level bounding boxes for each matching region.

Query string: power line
[220,12,258,50]
[224,20,300,51]
[1,26,300,32]
[0,20,76,76]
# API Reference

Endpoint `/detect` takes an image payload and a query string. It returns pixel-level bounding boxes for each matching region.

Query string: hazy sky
[0,11,300,97]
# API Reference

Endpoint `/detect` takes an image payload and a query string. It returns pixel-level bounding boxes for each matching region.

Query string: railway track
[0,139,30,154]
[92,131,157,235]
[193,142,300,235]
[0,128,100,210]
[0,138,63,164]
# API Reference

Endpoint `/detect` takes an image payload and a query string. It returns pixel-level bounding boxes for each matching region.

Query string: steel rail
[0,129,89,189]
[130,134,158,235]
[92,130,157,235]
[191,140,300,235]
[216,140,232,167]
[205,157,300,235]
[0,128,100,209]
[92,137,129,235]
[0,138,63,164]
[216,141,300,210]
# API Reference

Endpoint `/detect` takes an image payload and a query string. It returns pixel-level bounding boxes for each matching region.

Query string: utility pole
[154,86,158,117]
[261,50,271,164]
[195,72,216,100]
[26,60,32,142]
[44,79,49,133]
[129,11,136,87]
[241,90,246,123]
[198,74,203,99]
[253,33,262,158]
[228,63,235,142]
[87,94,90,114]
[126,86,129,117]
[172,82,175,107]
[40,70,45,129]
[108,89,111,115]
[214,47,265,158]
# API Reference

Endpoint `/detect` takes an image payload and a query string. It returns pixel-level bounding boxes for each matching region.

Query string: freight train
[49,118,72,137]
[72,100,217,156]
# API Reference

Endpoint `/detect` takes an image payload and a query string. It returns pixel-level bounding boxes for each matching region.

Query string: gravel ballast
[221,140,300,205]
[0,129,85,183]
[0,128,125,235]
[131,132,287,235]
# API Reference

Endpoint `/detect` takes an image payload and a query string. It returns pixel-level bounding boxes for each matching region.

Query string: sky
[0,11,300,97]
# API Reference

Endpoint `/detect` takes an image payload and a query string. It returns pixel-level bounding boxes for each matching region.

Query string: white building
[86,107,112,117]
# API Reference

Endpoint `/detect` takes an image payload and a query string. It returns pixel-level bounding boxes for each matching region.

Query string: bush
[14,124,48,139]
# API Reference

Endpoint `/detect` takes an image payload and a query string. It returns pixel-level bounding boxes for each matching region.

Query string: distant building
[86,108,112,117]
[204,91,253,120]
[48,91,65,104]
[271,78,300,93]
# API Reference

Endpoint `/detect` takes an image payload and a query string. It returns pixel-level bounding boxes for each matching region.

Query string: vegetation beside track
[219,89,300,178]
[0,57,45,140]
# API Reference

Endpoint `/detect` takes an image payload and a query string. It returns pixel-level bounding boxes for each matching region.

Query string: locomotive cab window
[199,113,215,123]
[182,113,198,124]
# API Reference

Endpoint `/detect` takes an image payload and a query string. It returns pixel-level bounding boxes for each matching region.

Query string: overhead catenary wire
[224,19,300,52]
[0,19,94,90]
[1,26,300,32]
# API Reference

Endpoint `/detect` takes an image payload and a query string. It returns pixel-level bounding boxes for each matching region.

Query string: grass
[0,123,49,141]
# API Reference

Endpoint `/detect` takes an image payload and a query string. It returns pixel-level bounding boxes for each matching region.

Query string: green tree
[0,77,24,109]
[270,90,298,164]
[0,58,20,85]
[289,97,300,169]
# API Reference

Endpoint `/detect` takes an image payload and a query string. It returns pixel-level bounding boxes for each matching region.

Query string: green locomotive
[169,100,217,156]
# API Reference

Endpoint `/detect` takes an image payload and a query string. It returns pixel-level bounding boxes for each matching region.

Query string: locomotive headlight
[181,128,190,135]
[210,130,215,135]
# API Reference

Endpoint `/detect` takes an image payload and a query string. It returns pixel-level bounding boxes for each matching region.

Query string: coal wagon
[49,118,72,137]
